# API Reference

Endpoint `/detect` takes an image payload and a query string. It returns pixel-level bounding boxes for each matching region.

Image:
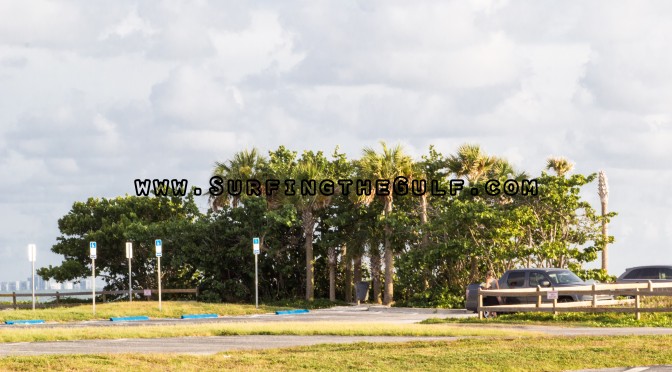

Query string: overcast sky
[1,1,671,283]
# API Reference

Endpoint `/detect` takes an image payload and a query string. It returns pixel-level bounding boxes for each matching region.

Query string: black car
[616,265,672,283]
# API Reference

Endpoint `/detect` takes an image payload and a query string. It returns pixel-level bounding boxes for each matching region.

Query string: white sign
[155,239,162,257]
[89,241,97,259]
[28,244,36,262]
[125,242,133,259]
[547,290,559,300]
[144,289,152,297]
[253,237,260,255]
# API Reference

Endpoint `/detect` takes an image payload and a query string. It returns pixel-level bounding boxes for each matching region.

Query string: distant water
[0,289,94,303]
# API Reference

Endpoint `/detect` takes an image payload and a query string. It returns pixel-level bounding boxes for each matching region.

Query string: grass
[0,301,319,323]
[428,296,672,327]
[0,322,525,343]
[1,335,672,371]
[426,311,672,327]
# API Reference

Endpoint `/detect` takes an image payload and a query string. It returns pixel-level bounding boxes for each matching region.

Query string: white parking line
[624,368,649,372]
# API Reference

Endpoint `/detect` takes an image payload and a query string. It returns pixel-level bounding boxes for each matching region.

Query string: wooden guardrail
[477,281,672,320]
[0,288,198,309]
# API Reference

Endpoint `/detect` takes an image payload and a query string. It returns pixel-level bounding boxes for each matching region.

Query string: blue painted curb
[275,309,309,315]
[5,319,45,325]
[181,313,218,319]
[110,316,150,322]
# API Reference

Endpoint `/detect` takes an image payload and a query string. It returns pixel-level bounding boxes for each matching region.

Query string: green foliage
[42,143,616,308]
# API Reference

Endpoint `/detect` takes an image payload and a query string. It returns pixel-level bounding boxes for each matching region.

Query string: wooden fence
[0,288,198,309]
[478,281,672,320]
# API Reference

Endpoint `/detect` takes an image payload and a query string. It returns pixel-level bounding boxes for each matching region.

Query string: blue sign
[89,241,97,259]
[155,239,162,257]
[253,237,260,254]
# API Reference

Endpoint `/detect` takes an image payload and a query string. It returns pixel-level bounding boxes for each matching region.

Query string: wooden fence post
[478,289,483,320]
[536,286,541,308]
[635,288,641,321]
[592,283,597,309]
[552,288,558,316]
[12,292,17,310]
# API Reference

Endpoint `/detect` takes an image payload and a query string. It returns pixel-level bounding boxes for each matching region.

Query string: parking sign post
[126,242,133,302]
[155,239,162,311]
[253,237,260,309]
[89,241,97,315]
[28,244,36,310]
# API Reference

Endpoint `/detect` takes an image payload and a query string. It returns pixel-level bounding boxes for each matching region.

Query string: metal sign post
[126,242,133,302]
[28,244,36,310]
[155,239,162,311]
[253,237,260,309]
[89,241,97,315]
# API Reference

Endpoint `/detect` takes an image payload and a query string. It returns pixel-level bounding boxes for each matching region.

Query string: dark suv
[616,265,672,283]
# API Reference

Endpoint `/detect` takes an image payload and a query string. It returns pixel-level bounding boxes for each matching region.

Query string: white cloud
[1,1,672,281]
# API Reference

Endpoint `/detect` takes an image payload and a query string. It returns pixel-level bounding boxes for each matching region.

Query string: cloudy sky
[1,1,671,283]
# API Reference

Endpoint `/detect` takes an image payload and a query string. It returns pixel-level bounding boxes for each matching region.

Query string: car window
[529,272,548,287]
[547,271,583,285]
[660,268,672,279]
[640,268,659,279]
[624,269,643,279]
[624,268,659,280]
[507,272,526,288]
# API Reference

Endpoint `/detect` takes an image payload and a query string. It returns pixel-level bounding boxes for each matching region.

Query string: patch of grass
[1,335,672,371]
[0,322,524,343]
[0,301,287,323]
[0,299,346,323]
[427,296,672,327]
[425,311,672,327]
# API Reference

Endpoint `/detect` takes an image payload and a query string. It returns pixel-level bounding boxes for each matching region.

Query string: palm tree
[598,170,609,271]
[445,144,501,283]
[358,141,414,305]
[446,144,497,185]
[210,149,267,209]
[546,157,574,177]
[289,151,333,301]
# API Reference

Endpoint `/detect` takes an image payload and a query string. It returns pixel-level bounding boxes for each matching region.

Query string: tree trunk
[353,254,362,286]
[370,244,382,304]
[343,245,352,302]
[383,199,394,305]
[328,246,336,302]
[303,209,315,301]
[420,194,429,290]
[420,194,428,245]
[601,200,608,271]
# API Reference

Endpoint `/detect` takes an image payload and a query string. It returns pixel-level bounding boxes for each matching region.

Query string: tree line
[38,143,615,307]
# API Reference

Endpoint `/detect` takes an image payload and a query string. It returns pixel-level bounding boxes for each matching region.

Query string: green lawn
[1,336,671,371]
[0,301,310,323]
[0,322,525,343]
[426,310,672,327]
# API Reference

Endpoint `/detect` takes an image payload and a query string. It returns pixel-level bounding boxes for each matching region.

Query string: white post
[253,237,260,309]
[32,257,35,311]
[92,258,96,315]
[126,242,133,303]
[28,244,36,311]
[158,256,162,311]
[129,257,132,303]
[89,241,97,315]
[155,239,162,311]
